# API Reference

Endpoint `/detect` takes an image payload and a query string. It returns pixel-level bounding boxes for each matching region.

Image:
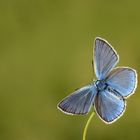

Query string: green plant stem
[83,112,95,140]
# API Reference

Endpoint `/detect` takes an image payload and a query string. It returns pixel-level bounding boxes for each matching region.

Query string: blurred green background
[0,0,140,140]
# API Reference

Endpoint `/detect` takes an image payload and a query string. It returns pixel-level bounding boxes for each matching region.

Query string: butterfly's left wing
[106,67,137,98]
[94,88,126,124]
[58,85,97,115]
[94,37,119,80]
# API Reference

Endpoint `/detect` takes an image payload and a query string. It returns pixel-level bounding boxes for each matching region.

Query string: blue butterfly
[57,37,138,124]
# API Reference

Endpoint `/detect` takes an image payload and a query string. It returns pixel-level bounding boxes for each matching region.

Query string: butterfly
[57,37,137,124]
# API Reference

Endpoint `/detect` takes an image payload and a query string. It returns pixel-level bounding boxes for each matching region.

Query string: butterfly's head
[95,80,107,91]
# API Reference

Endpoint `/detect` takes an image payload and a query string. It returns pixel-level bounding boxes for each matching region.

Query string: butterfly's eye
[108,87,111,92]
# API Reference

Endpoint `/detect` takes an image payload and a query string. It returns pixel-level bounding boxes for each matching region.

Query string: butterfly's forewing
[94,38,119,80]
[94,88,126,123]
[57,85,97,115]
[106,67,137,98]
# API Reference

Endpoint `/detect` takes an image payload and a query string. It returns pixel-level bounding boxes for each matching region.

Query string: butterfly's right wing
[94,37,119,80]
[57,85,97,115]
[106,67,137,98]
[94,88,126,124]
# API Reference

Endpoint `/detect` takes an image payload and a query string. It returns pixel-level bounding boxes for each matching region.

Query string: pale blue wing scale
[94,37,119,80]
[58,85,97,115]
[94,89,126,123]
[106,67,137,98]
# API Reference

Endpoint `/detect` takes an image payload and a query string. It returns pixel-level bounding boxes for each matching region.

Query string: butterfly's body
[94,80,123,98]
[94,80,108,91]
[58,37,137,124]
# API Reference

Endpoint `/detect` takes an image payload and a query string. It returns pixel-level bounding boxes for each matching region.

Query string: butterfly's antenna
[92,59,93,68]
[91,59,98,82]
[91,59,96,79]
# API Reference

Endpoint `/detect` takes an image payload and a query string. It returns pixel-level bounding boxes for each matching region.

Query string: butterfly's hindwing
[106,67,137,98]
[94,88,126,123]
